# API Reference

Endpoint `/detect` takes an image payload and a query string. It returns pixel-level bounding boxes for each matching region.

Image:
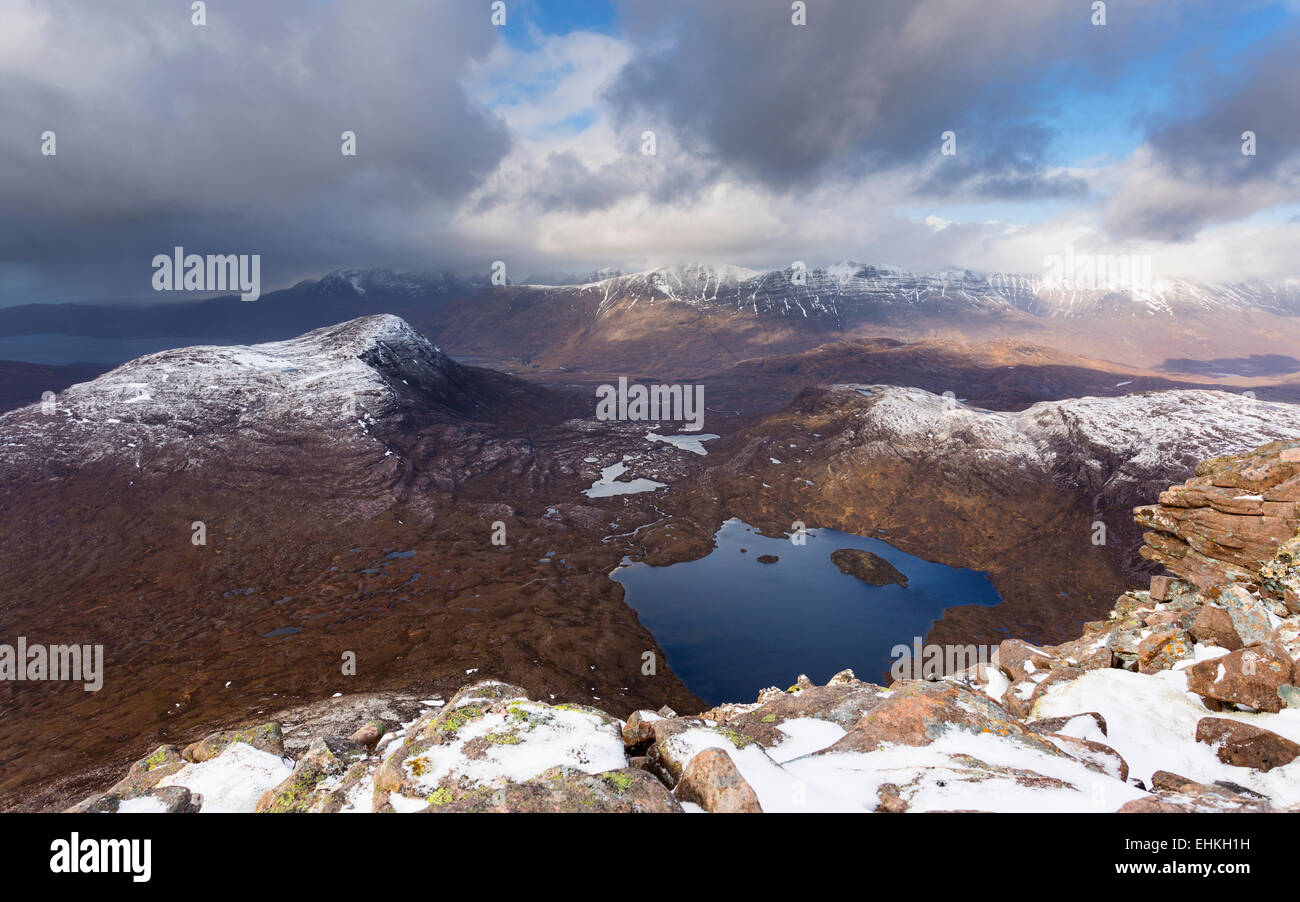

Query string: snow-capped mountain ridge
[0,315,478,470]
[363,260,1295,321]
[563,262,1300,320]
[823,383,1300,509]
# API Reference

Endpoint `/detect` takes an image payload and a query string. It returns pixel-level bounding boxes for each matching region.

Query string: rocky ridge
[73,441,1300,813]
[1137,440,1300,593]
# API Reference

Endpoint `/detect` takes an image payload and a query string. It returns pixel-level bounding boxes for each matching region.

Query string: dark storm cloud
[0,0,510,303]
[913,123,1090,201]
[475,140,723,217]
[476,150,638,215]
[605,0,1170,198]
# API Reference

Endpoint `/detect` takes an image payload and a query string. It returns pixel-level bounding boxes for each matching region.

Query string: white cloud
[466,29,630,158]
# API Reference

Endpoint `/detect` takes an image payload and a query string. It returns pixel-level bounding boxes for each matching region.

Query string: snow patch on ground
[768,718,848,764]
[1034,668,1300,806]
[157,742,293,813]
[400,701,627,796]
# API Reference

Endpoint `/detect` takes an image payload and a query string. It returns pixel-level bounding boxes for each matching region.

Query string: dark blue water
[612,518,1003,705]
[0,334,239,365]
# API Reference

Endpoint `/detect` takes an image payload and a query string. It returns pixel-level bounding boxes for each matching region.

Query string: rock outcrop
[71,615,1300,814]
[1137,441,1300,594]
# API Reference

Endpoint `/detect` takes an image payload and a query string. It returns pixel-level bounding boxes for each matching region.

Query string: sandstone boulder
[70,785,201,814]
[875,783,908,813]
[1042,733,1129,782]
[621,709,663,748]
[1144,770,1274,812]
[1117,797,1190,813]
[1137,626,1193,674]
[711,679,890,748]
[673,747,763,813]
[348,719,385,750]
[1137,442,1300,591]
[820,680,1060,756]
[104,744,186,799]
[375,683,630,812]
[1194,717,1300,771]
[1189,605,1243,650]
[418,766,681,813]
[996,638,1058,684]
[647,720,761,784]
[1184,647,1294,713]
[1028,712,1108,737]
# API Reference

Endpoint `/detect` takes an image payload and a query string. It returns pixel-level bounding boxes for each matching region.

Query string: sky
[2,0,1300,304]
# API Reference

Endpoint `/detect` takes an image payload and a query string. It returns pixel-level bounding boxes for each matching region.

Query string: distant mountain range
[5,262,1299,339]
[534,261,1300,321]
[3,263,1300,382]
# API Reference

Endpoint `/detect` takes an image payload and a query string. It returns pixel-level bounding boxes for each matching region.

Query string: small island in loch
[830,548,909,588]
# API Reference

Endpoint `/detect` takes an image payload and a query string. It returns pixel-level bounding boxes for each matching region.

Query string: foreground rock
[1137,440,1300,592]
[75,644,1300,813]
[1183,647,1293,713]
[1195,718,1300,771]
[255,735,369,813]
[673,748,763,813]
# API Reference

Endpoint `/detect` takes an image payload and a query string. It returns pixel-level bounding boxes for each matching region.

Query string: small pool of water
[611,518,1003,705]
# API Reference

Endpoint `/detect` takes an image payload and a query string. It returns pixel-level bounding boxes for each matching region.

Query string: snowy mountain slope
[0,315,562,477]
[554,262,1300,321]
[823,384,1300,507]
